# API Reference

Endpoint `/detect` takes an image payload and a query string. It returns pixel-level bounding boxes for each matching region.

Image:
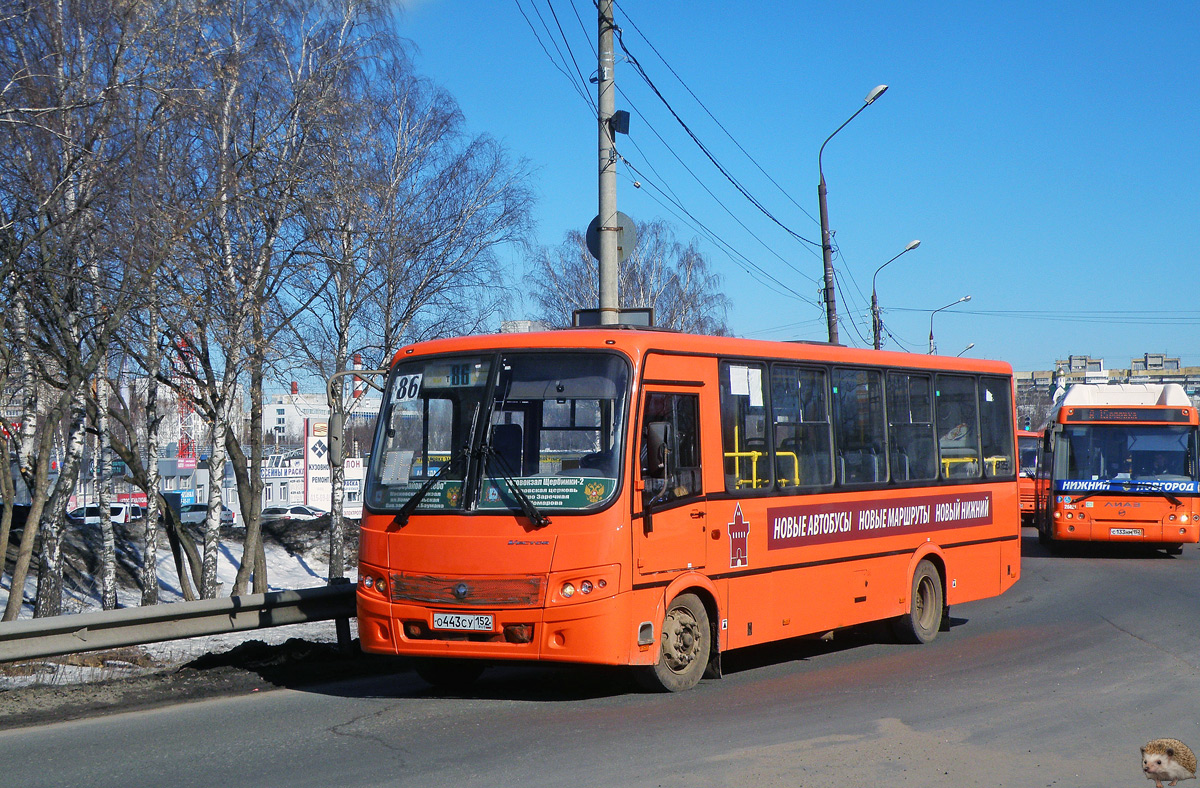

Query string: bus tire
[412,658,485,690]
[636,593,711,692]
[892,560,943,644]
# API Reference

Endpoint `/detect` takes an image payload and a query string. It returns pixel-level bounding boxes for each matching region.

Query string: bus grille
[389,572,545,607]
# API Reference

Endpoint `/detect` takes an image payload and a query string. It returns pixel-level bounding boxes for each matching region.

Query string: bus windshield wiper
[482,442,552,529]
[391,448,468,529]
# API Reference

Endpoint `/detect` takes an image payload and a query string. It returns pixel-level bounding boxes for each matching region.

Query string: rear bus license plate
[1110,527,1142,537]
[432,613,494,632]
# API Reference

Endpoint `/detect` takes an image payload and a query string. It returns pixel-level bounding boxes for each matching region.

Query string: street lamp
[956,343,976,357]
[871,238,920,350]
[929,295,972,354]
[818,84,888,345]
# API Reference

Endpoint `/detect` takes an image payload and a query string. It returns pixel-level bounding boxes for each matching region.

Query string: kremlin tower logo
[729,504,749,568]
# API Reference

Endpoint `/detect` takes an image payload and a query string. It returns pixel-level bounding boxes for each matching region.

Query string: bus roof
[389,328,1014,376]
[1059,382,1191,407]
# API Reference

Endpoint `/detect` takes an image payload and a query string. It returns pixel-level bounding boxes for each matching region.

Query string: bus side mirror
[646,421,670,479]
[642,421,674,525]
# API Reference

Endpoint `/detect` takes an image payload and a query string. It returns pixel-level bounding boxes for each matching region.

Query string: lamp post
[956,343,976,357]
[870,238,920,350]
[818,84,888,345]
[929,295,972,354]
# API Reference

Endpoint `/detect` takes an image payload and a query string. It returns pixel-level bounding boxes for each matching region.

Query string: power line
[613,83,820,284]
[612,26,821,250]
[613,0,819,228]
[618,158,821,308]
[544,2,593,103]
[513,0,595,113]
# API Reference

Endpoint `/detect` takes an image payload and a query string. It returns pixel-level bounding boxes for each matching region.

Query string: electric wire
[618,159,821,307]
[616,86,821,286]
[833,268,871,347]
[613,0,820,227]
[514,0,595,112]
[612,26,821,249]
[525,2,823,318]
[569,0,598,58]
[615,158,815,305]
[544,2,593,105]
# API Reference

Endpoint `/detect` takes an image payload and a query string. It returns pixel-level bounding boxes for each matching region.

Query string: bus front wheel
[636,593,711,692]
[1037,519,1051,547]
[892,560,944,644]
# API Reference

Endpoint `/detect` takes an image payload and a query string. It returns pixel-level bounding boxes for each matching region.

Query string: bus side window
[979,376,1015,477]
[770,365,833,489]
[641,393,702,505]
[720,362,772,491]
[886,372,937,481]
[935,374,981,479]
[832,367,887,485]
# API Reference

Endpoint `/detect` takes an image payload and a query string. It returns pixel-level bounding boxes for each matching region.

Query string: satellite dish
[585,212,636,263]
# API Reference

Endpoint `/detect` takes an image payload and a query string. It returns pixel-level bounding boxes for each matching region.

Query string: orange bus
[1017,429,1045,525]
[1037,383,1200,553]
[356,329,1021,691]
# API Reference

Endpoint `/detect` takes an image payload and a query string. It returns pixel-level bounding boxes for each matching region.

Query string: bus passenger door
[635,390,707,574]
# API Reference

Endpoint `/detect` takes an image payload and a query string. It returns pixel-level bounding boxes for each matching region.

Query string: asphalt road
[2,529,1197,788]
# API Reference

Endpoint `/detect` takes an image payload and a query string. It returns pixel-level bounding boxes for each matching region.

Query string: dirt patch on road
[0,638,405,731]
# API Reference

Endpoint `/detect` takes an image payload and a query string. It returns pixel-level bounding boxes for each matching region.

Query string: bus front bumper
[357,588,646,666]
[1050,517,1199,544]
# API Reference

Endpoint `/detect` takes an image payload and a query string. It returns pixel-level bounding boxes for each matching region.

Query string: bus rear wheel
[412,658,485,691]
[892,560,944,644]
[636,593,711,692]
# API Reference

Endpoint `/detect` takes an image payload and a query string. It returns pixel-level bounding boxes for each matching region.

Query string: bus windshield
[1018,434,1039,477]
[365,351,629,515]
[1059,424,1198,482]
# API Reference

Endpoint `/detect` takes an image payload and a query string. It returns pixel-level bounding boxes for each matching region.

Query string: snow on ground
[0,525,358,689]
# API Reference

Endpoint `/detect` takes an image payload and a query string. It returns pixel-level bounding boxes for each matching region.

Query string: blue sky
[395,1,1200,372]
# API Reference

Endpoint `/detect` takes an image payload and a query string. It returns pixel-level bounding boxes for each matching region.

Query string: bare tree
[0,0,184,616]
[280,45,532,582]
[1,0,536,614]
[528,219,729,334]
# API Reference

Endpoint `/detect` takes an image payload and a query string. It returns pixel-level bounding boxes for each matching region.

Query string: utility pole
[817,175,839,344]
[597,0,618,325]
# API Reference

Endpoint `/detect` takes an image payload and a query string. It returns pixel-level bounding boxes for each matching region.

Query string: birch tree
[528,219,730,334]
[0,0,185,616]
[281,45,532,583]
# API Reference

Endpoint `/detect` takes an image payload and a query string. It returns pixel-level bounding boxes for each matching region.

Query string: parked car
[66,504,143,526]
[179,503,236,526]
[66,505,103,526]
[261,504,326,522]
[110,503,143,524]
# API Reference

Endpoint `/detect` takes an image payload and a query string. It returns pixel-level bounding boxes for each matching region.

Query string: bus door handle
[690,509,705,519]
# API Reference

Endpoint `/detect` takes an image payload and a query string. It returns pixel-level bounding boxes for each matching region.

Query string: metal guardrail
[0,583,356,663]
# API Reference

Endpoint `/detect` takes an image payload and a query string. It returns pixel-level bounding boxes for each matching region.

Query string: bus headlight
[549,565,620,605]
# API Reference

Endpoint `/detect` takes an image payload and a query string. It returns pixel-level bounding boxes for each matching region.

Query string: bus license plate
[432,613,493,632]
[1110,527,1142,537]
